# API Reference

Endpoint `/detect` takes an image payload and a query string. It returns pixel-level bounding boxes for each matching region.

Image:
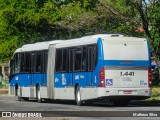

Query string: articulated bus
[9,34,151,106]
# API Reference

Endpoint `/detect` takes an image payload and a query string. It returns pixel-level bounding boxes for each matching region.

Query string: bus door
[30,52,36,86]
[23,52,33,87]
[47,45,56,99]
[87,45,97,86]
[30,52,36,98]
[68,49,75,86]
[87,46,92,85]
[42,51,48,86]
[73,47,88,87]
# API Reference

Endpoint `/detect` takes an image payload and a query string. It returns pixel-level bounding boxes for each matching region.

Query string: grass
[0,89,8,94]
[133,86,160,104]
[145,87,160,101]
[152,87,160,97]
[0,81,9,95]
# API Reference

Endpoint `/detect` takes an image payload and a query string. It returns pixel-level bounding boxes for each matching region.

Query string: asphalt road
[0,95,160,119]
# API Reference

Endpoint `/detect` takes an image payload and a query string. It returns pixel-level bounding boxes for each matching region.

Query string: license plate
[123,90,132,94]
[119,90,137,95]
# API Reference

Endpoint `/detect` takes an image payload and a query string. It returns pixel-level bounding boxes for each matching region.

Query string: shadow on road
[22,98,160,107]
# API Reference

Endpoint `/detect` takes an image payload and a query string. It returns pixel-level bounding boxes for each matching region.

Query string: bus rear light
[148,68,152,88]
[98,67,105,87]
[100,76,105,80]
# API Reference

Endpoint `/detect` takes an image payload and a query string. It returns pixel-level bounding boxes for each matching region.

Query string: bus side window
[88,44,98,71]
[42,50,48,73]
[56,49,62,72]
[35,51,42,73]
[82,46,87,71]
[69,49,74,72]
[62,49,67,72]
[10,59,15,75]
[20,53,25,73]
[25,52,31,73]
[31,52,36,73]
[92,45,98,70]
[88,46,92,71]
[15,53,21,74]
[15,53,21,73]
[75,47,82,71]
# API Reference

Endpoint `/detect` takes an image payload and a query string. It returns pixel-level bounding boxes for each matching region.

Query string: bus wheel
[75,86,83,106]
[37,86,42,103]
[18,96,22,101]
[15,86,21,101]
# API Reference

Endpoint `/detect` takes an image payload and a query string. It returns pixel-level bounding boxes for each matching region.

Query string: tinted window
[69,49,74,72]
[10,59,15,75]
[88,47,92,71]
[15,53,21,74]
[42,51,48,73]
[56,49,62,72]
[92,45,98,70]
[25,53,31,73]
[62,49,67,72]
[88,44,98,71]
[35,52,42,73]
[20,53,25,73]
[75,47,82,71]
[82,46,87,71]
[31,52,36,73]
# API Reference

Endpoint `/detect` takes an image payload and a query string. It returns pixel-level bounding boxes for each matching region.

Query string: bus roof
[14,34,146,53]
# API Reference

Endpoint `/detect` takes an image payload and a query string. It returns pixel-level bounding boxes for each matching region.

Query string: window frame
[68,48,75,73]
[62,48,68,73]
[81,46,87,71]
[35,51,42,73]
[75,47,82,72]
[42,50,48,74]
[55,49,63,73]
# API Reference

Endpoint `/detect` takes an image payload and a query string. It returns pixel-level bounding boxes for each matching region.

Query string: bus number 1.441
[120,71,134,76]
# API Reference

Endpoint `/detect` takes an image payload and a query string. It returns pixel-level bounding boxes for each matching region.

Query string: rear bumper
[97,87,151,100]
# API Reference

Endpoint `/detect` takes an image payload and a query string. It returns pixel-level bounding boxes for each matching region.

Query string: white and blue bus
[9,34,152,106]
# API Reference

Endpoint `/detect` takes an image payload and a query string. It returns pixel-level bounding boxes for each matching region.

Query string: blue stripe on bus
[10,74,47,87]
[103,60,150,67]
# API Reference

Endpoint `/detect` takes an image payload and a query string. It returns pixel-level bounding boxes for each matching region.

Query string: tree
[0,0,159,65]
[97,0,160,85]
[136,0,160,67]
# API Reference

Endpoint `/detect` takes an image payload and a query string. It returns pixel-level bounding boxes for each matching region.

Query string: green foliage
[0,0,159,63]
[152,89,160,97]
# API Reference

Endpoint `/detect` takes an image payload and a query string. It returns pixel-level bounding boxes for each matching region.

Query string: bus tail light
[98,67,105,87]
[148,68,152,88]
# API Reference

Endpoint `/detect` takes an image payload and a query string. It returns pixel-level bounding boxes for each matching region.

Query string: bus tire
[37,86,42,103]
[75,86,83,106]
[15,86,21,101]
[18,96,22,101]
